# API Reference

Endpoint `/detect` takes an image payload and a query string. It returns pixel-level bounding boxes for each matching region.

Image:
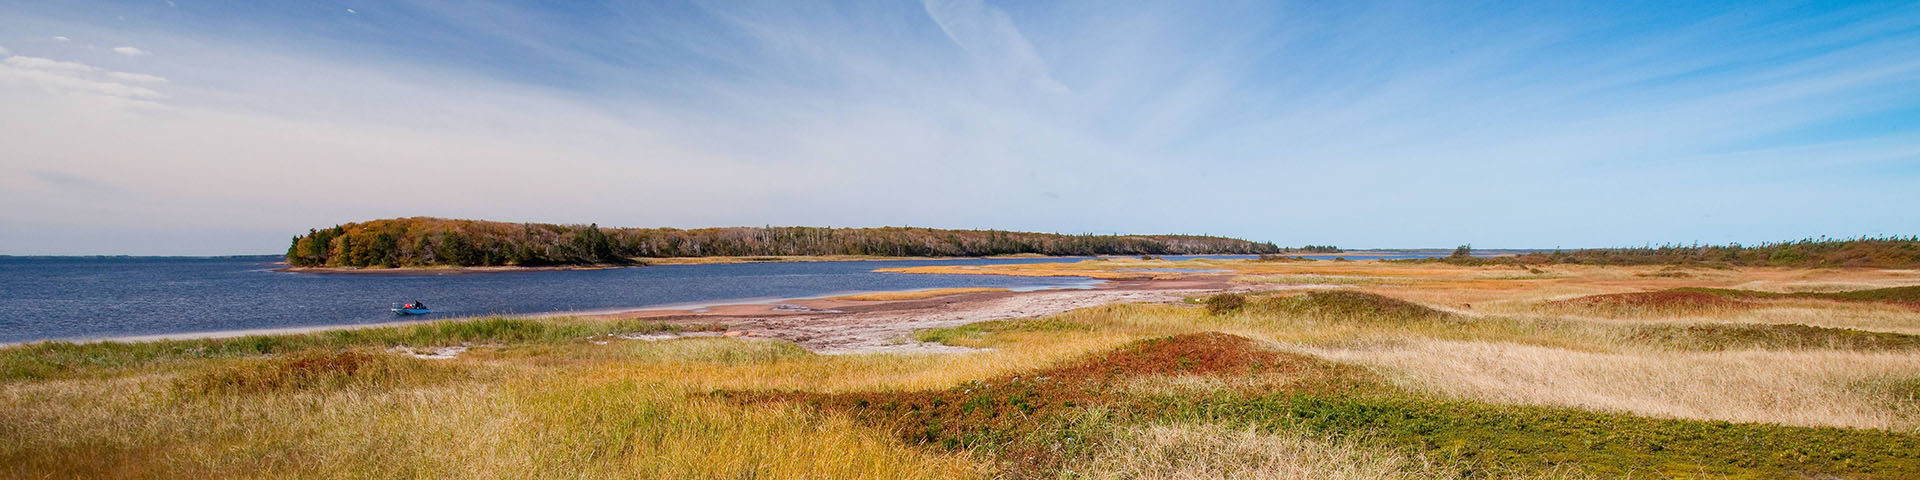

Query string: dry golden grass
[1298,339,1920,432]
[1076,423,1478,480]
[0,339,993,479]
[830,287,1011,301]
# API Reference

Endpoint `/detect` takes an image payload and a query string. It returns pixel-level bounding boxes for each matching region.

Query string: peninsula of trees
[284,217,1284,268]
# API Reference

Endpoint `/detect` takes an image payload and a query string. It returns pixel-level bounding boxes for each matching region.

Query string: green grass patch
[913,317,1094,347]
[1195,393,1920,479]
[1246,291,1458,323]
[0,317,686,383]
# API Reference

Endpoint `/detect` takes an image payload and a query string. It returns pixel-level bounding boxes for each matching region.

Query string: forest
[284,217,1284,268]
[1411,237,1920,268]
[1512,236,1920,268]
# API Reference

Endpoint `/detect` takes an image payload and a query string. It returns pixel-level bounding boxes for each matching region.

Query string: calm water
[0,256,1161,343]
[0,252,1509,343]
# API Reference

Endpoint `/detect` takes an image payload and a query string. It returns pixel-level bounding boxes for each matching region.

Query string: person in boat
[411,300,427,310]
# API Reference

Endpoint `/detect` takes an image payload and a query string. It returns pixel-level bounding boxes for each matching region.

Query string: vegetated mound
[1626,323,1920,352]
[736,332,1372,476]
[1804,285,1920,305]
[286,217,1282,268]
[1550,291,1748,312]
[1031,332,1362,384]
[1675,286,1920,310]
[1217,291,1456,323]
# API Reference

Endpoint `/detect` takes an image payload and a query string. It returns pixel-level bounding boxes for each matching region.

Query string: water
[1277,250,1535,261]
[0,256,1124,343]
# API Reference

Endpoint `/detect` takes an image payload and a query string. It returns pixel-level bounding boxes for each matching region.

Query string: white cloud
[0,55,164,106]
[112,46,148,56]
[347,8,357,14]
[4,56,99,74]
[0,45,9,56]
[51,36,70,42]
[105,71,168,83]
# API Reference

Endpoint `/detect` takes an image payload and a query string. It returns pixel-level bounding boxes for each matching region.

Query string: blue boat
[391,301,432,315]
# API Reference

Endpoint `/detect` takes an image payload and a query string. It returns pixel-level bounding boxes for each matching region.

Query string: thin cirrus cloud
[0,1,1916,255]
[921,0,1069,94]
[111,46,147,56]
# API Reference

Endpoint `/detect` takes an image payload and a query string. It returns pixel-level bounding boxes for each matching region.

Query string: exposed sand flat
[612,277,1315,354]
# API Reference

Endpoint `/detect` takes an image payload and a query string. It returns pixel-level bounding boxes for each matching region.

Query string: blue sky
[0,0,1916,254]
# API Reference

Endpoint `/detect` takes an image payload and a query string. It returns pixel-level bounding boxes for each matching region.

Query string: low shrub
[1202,293,1248,315]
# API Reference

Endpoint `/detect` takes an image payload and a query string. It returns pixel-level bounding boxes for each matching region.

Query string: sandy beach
[54,276,1268,353]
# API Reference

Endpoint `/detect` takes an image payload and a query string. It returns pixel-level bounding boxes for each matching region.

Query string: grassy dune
[5,259,1920,478]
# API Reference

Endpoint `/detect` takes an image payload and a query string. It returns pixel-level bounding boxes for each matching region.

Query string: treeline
[1412,237,1920,268]
[285,217,1283,268]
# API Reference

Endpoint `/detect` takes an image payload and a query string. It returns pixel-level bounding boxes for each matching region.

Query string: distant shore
[274,253,1082,274]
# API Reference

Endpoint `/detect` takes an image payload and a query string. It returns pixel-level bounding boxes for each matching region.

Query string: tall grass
[0,316,682,382]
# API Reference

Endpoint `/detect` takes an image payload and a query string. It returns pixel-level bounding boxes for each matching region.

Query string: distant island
[284,217,1284,268]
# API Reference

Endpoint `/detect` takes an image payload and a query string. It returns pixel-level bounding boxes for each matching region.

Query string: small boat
[391,300,432,315]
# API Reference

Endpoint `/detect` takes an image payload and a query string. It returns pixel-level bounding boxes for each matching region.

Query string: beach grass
[0,316,689,383]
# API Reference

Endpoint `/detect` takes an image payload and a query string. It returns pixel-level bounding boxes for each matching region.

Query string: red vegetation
[733,332,1372,476]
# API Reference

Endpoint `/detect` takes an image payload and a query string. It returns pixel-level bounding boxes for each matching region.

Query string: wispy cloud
[111,46,147,56]
[921,0,1068,94]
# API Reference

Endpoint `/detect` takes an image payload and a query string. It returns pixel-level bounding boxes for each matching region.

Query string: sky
[1,0,1916,255]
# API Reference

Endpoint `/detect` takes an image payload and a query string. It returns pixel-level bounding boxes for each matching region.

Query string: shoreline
[2,278,1117,349]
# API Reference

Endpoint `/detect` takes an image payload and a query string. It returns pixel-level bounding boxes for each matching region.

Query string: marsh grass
[175,350,464,394]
